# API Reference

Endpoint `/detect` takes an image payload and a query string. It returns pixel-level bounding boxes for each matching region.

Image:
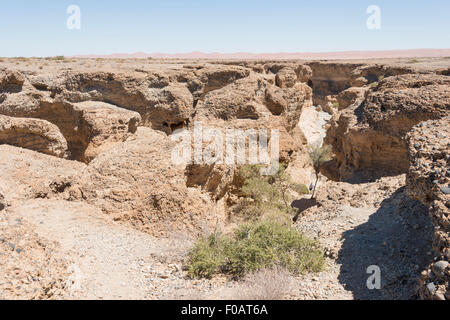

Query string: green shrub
[234,163,309,221]
[186,220,325,279]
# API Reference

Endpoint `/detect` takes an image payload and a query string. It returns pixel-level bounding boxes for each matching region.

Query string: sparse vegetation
[45,56,67,62]
[186,219,324,279]
[230,266,293,300]
[309,144,332,199]
[234,163,309,221]
[333,102,340,109]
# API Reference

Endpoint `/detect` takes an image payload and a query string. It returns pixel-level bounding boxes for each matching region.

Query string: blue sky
[1,0,449,57]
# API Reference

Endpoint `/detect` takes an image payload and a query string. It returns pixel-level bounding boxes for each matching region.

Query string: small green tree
[236,163,309,221]
[308,144,333,199]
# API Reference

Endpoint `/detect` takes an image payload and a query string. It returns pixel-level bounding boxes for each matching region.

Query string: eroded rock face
[74,127,218,236]
[362,74,450,134]
[275,67,297,88]
[192,65,251,96]
[195,74,269,121]
[70,101,141,162]
[336,87,368,111]
[0,145,86,201]
[325,74,450,181]
[0,68,25,93]
[55,71,194,133]
[0,115,68,158]
[0,64,314,222]
[190,72,313,197]
[195,73,311,130]
[406,117,450,300]
[0,90,141,161]
[306,62,414,107]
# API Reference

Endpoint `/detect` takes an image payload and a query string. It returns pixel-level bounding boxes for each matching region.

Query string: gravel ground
[3,174,435,300]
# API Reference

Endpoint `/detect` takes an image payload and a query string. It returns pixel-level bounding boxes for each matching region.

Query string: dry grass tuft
[230,266,293,300]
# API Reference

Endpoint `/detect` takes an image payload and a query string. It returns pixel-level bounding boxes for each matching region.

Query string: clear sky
[1,0,449,57]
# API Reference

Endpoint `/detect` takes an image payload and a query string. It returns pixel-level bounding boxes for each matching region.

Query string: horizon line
[69,48,450,60]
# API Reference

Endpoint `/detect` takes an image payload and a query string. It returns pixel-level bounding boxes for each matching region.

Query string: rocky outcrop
[195,73,312,130]
[189,72,313,197]
[0,115,68,158]
[362,74,449,132]
[306,62,414,107]
[306,62,362,107]
[53,71,193,133]
[0,145,86,201]
[325,74,450,181]
[69,101,141,162]
[74,127,219,236]
[0,65,251,144]
[195,74,271,121]
[0,68,25,93]
[406,117,450,300]
[335,87,368,111]
[348,64,414,87]
[0,64,314,213]
[190,65,251,97]
[0,91,141,161]
[275,67,298,88]
[295,65,313,83]
[194,72,312,163]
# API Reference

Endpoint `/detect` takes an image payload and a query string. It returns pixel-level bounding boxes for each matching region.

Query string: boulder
[275,67,297,88]
[295,65,313,83]
[70,101,141,162]
[0,69,25,92]
[0,115,68,158]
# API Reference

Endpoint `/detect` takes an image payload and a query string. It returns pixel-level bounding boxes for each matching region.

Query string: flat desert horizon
[72,48,450,60]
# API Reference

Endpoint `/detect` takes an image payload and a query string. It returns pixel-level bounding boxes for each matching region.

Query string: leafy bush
[186,220,325,279]
[233,163,309,221]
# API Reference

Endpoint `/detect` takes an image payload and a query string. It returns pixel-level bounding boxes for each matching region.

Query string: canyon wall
[324,74,450,182]
[406,117,450,300]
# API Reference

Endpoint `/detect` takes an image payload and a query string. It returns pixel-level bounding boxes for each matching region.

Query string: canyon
[0,56,448,300]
